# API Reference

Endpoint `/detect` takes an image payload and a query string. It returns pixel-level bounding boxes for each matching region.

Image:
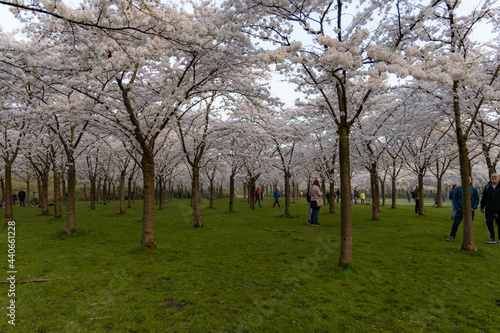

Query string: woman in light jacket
[309,179,323,226]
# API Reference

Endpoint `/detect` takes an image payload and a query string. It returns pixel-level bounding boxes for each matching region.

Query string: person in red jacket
[255,187,262,207]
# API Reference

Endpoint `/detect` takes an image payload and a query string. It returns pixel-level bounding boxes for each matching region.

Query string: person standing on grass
[360,191,365,205]
[449,184,457,220]
[11,193,17,206]
[446,177,479,242]
[255,187,262,207]
[480,173,500,244]
[308,179,323,226]
[18,190,26,207]
[272,187,280,208]
[412,185,420,214]
[406,190,411,204]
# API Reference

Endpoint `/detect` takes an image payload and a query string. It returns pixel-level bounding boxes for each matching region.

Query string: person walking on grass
[255,187,262,207]
[360,191,365,205]
[308,179,323,226]
[480,173,500,244]
[446,177,479,242]
[273,187,281,208]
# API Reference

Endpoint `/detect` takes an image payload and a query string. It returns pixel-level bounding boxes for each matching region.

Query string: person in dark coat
[480,173,500,244]
[18,190,27,207]
[446,178,479,242]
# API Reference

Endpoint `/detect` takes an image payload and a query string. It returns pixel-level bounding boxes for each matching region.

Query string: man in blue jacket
[272,187,280,208]
[446,177,480,242]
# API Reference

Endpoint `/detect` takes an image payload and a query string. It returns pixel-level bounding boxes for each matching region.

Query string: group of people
[9,190,27,207]
[446,173,500,244]
[254,187,281,208]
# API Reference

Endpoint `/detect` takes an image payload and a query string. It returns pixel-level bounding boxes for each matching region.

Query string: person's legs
[256,196,261,207]
[485,210,496,240]
[448,210,463,240]
[308,203,313,223]
[415,200,419,214]
[314,208,320,224]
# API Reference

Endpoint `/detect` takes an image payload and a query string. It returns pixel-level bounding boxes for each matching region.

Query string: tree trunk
[127,177,132,208]
[380,179,386,207]
[192,166,203,227]
[370,165,380,221]
[453,81,476,252]
[90,177,96,210]
[391,162,397,209]
[120,170,126,214]
[329,180,335,213]
[209,178,214,208]
[141,153,157,249]
[338,126,353,268]
[65,163,76,233]
[418,173,425,215]
[62,172,67,206]
[0,175,5,204]
[3,163,13,226]
[102,178,107,205]
[284,172,291,216]
[158,177,163,211]
[53,168,62,218]
[229,174,235,212]
[436,176,443,208]
[97,178,102,204]
[41,173,50,216]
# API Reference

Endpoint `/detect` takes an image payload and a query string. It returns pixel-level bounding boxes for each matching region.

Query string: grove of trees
[0,0,499,267]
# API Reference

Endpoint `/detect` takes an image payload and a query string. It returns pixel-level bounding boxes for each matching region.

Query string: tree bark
[90,177,96,210]
[284,172,291,216]
[453,81,476,252]
[229,174,235,212]
[4,163,13,226]
[141,153,157,249]
[62,172,67,206]
[391,161,397,209]
[102,178,107,205]
[329,180,335,213]
[120,170,126,214]
[209,177,214,209]
[65,163,76,233]
[127,176,132,208]
[192,166,203,227]
[338,126,353,268]
[40,173,50,216]
[53,168,62,218]
[370,165,380,221]
[418,173,425,215]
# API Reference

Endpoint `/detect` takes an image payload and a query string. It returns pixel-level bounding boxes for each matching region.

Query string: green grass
[1,198,499,332]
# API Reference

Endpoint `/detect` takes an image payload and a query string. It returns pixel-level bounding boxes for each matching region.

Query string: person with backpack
[446,177,479,242]
[480,173,500,244]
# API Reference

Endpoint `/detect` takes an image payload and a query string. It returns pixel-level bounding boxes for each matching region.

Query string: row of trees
[1,0,499,267]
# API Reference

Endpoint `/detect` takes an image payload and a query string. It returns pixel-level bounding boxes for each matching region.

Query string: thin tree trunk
[90,177,96,210]
[192,166,203,227]
[391,173,397,209]
[62,172,67,206]
[141,153,157,249]
[338,126,353,268]
[284,172,291,215]
[329,180,335,214]
[418,173,424,215]
[102,178,107,205]
[453,80,476,252]
[127,177,132,208]
[65,163,76,233]
[229,174,235,212]
[4,163,13,226]
[120,170,126,214]
[158,177,163,211]
[370,166,379,221]
[53,168,62,218]
[209,178,214,209]
[41,173,50,215]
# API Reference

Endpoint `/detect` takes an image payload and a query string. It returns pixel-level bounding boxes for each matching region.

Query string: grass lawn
[1,198,499,332]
